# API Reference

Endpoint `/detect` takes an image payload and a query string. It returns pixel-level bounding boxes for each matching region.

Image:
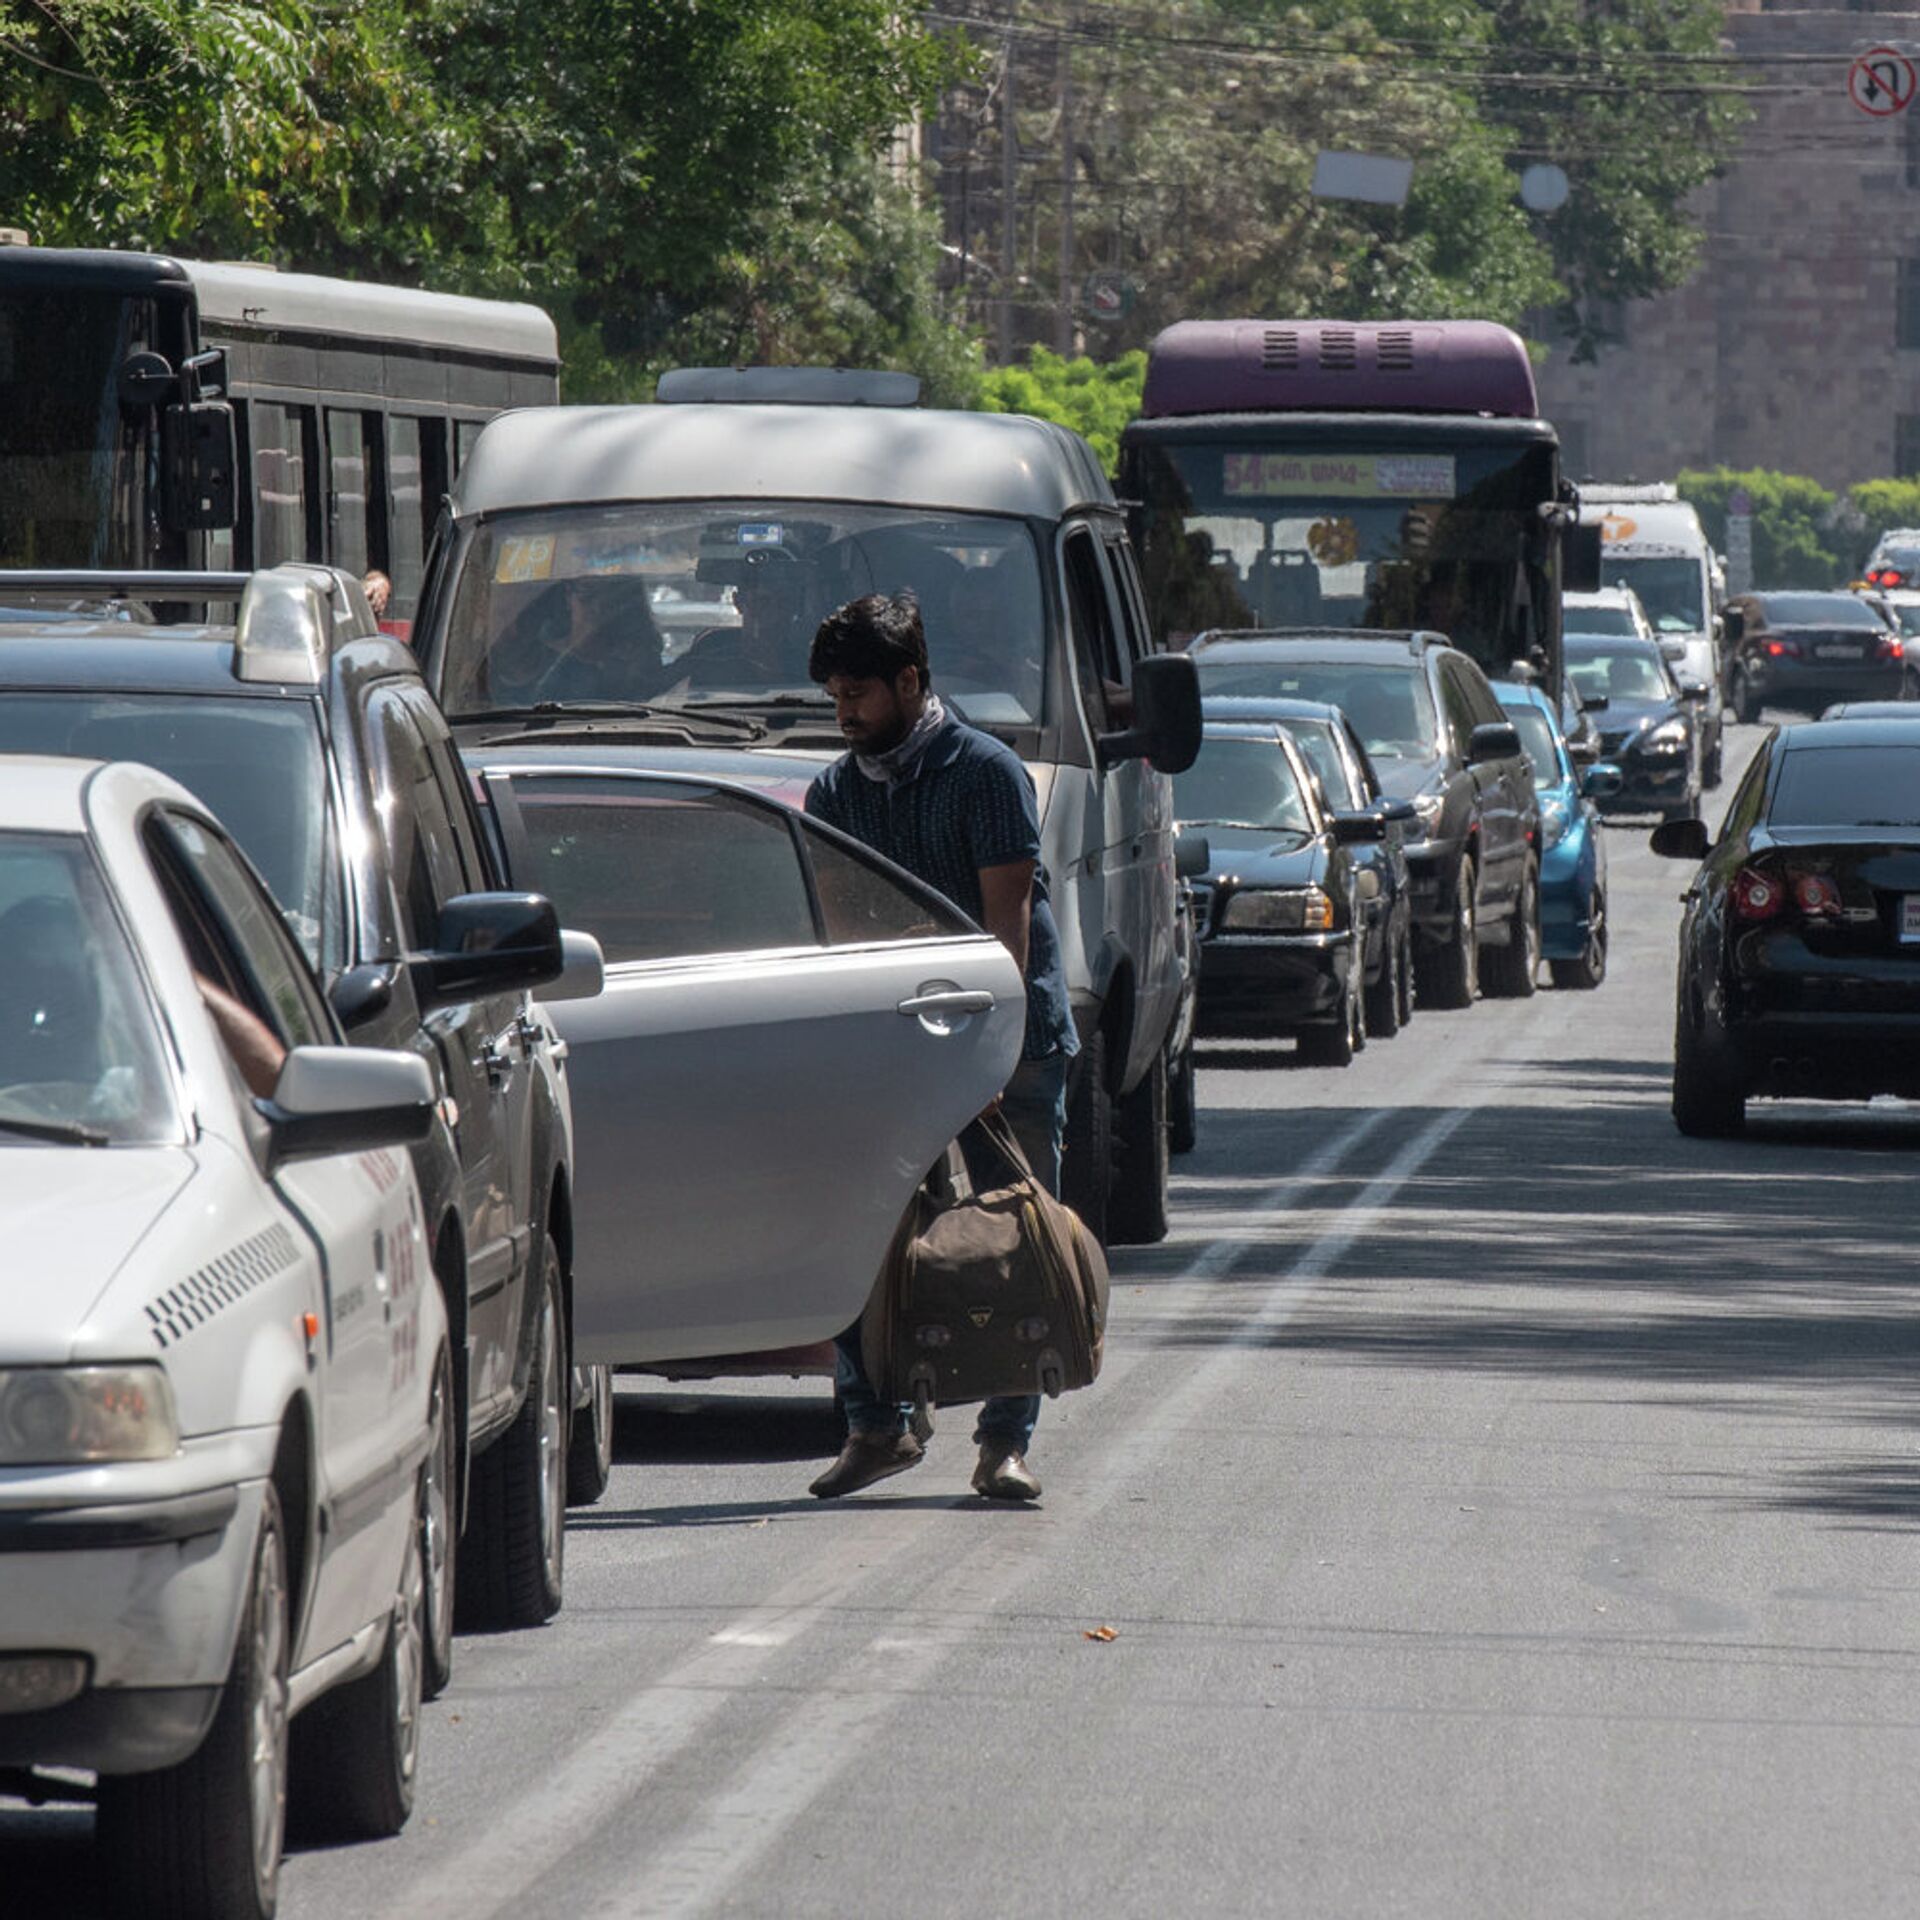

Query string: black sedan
[1174,721,1387,1065]
[1652,715,1920,1134]
[1203,695,1416,1037]
[1565,634,1708,821]
[1722,592,1905,721]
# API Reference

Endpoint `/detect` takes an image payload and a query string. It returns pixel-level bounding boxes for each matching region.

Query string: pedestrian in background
[804,591,1078,1502]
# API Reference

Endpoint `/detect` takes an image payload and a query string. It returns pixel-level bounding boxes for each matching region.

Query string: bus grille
[1319,328,1358,370]
[1262,329,1299,369]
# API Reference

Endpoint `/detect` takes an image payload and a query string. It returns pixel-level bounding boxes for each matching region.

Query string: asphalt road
[14,717,1920,1918]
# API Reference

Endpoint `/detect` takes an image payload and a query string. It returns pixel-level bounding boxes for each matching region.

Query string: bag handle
[960,1106,1040,1188]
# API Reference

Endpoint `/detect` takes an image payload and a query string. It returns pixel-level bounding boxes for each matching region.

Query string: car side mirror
[535,929,606,1004]
[160,399,238,531]
[1677,678,1710,702]
[1580,694,1610,714]
[1174,830,1211,879]
[1331,810,1388,845]
[329,961,397,1029]
[1467,720,1522,766]
[1563,522,1603,594]
[257,1046,435,1171]
[1376,797,1419,825]
[1649,817,1710,860]
[1581,762,1624,800]
[1098,652,1202,774]
[1659,639,1687,663]
[1565,732,1600,766]
[1722,609,1745,644]
[416,892,564,1009]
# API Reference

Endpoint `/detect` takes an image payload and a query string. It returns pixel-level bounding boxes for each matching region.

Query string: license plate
[1903,896,1920,943]
[1815,641,1863,659]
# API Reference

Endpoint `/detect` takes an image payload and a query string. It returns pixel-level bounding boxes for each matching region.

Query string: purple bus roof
[1140,320,1539,421]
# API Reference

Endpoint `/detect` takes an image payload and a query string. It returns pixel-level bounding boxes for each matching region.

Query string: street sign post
[1726,485,1754,596]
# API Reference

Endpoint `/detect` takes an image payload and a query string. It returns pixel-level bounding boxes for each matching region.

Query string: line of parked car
[1,377,1216,1918]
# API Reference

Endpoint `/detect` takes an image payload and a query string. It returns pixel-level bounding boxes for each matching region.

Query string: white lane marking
[618,1101,1486,1920]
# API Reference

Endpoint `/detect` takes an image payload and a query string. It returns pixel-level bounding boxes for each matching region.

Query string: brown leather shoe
[809,1430,925,1499]
[971,1441,1042,1502]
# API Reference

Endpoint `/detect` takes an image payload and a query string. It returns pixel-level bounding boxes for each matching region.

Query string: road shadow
[569,1490,1037,1532]
[610,1389,841,1467]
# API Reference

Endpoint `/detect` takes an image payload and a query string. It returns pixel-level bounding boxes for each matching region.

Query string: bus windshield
[1600,554,1705,634]
[1126,435,1558,683]
[0,291,153,568]
[438,501,1049,729]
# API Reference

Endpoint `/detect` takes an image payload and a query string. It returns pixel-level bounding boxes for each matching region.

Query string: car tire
[1549,887,1608,991]
[421,1345,457,1700]
[1363,925,1403,1038]
[1904,668,1920,703]
[1672,992,1746,1138]
[1298,956,1363,1067]
[1482,860,1539,999]
[288,1462,426,1843]
[1417,856,1477,1010]
[457,1236,567,1629]
[1167,1032,1198,1156]
[1395,927,1416,1030]
[1062,1029,1114,1247]
[98,1485,291,1920]
[1704,731,1724,789]
[1732,667,1761,726]
[566,1362,615,1507]
[1109,1046,1170,1245]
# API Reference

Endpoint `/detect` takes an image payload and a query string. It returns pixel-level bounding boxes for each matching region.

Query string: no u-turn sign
[1850,46,1916,116]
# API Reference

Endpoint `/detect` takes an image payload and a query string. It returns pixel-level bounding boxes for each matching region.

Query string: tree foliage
[978,346,1144,470]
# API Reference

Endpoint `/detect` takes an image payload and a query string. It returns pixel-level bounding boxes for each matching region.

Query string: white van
[411,377,1201,1246]
[1578,483,1725,784]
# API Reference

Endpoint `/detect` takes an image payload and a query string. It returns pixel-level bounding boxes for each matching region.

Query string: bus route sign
[1849,46,1915,117]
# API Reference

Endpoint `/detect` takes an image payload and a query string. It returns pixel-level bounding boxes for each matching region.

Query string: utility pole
[1056,27,1074,355]
[998,33,1018,365]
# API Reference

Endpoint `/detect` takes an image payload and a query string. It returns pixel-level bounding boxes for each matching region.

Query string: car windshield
[0,833,177,1144]
[1175,737,1314,835]
[1504,703,1565,788]
[0,695,339,967]
[1278,718,1361,808]
[1771,745,1920,827]
[439,501,1049,730]
[1564,604,1639,637]
[1566,644,1672,705]
[1195,658,1439,759]
[1760,594,1886,629]
[1599,555,1703,633]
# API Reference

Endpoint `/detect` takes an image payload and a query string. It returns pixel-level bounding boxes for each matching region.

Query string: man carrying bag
[804,592,1080,1502]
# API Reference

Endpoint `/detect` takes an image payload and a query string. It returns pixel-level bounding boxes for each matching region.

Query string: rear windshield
[1174,736,1314,835]
[1759,595,1886,629]
[1564,605,1639,637]
[1195,657,1438,760]
[1771,745,1920,828]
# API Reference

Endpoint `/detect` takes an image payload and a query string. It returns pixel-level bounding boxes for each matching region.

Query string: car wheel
[1109,1046,1170,1245]
[1672,991,1746,1138]
[289,1458,426,1842]
[566,1363,615,1507]
[457,1236,567,1629]
[1061,1028,1114,1247]
[99,1485,291,1920]
[1298,956,1362,1067]
[1395,928,1416,1030]
[421,1345,457,1699]
[1363,928,1402,1038]
[1904,668,1920,703]
[1549,887,1608,991]
[1167,1031,1198,1156]
[1416,856,1477,1010]
[1704,730,1724,789]
[1732,667,1760,726]
[1482,860,1539,999]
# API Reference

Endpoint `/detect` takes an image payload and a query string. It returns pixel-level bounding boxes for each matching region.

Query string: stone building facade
[1534,2,1920,489]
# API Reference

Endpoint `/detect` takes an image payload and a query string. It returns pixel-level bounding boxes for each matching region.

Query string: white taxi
[0,756,446,1920]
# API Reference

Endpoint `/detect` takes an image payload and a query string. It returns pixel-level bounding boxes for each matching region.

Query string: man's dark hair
[809,592,929,687]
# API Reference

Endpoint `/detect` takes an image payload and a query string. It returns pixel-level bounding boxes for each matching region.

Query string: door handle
[479,1040,511,1085]
[897,989,997,1018]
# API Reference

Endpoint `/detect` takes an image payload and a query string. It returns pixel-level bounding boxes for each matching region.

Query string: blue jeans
[835,1050,1069,1450]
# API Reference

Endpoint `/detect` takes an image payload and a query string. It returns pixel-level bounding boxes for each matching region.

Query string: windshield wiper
[679,693,833,711]
[1849,819,1920,828]
[457,701,768,738]
[0,1115,110,1147]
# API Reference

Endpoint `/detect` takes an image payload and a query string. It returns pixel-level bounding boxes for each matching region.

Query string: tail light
[1875,568,1906,588]
[1763,638,1801,659]
[1732,866,1785,920]
[1877,633,1904,662]
[1791,872,1843,917]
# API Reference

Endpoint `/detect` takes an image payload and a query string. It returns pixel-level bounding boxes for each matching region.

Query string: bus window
[454,419,486,475]
[389,416,428,618]
[252,401,315,567]
[326,409,372,579]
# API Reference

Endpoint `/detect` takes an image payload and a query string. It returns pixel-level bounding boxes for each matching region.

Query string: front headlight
[1539,793,1572,848]
[1409,790,1446,836]
[1642,719,1689,753]
[0,1365,180,1464]
[1218,886,1335,932]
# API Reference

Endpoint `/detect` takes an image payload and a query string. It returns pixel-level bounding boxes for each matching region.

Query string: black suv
[1189,629,1540,1007]
[0,565,605,1680]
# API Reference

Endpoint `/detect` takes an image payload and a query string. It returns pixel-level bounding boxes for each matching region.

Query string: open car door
[474,765,1024,1362]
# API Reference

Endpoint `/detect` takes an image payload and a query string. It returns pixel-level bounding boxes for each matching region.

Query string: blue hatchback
[1494,681,1619,990]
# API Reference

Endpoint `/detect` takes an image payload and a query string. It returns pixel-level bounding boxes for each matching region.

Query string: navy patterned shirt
[807,715,1077,1061]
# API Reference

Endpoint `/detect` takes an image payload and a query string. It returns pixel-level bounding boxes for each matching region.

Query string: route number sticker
[1849,47,1915,118]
